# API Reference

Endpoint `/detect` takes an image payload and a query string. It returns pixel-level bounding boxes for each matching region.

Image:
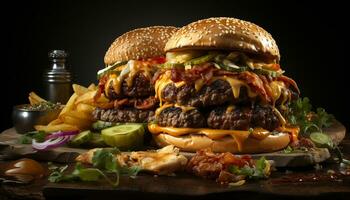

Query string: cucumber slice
[86,133,107,147]
[184,53,217,66]
[70,130,93,147]
[92,121,118,131]
[101,124,144,150]
[310,132,333,148]
[97,61,127,79]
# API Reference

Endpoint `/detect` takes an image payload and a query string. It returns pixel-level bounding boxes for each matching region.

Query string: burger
[93,26,178,124]
[148,17,300,153]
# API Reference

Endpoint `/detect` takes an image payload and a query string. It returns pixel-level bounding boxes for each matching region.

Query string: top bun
[165,17,280,61]
[104,26,178,65]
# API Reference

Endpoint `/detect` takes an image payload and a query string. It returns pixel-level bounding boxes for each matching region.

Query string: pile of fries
[35,84,107,132]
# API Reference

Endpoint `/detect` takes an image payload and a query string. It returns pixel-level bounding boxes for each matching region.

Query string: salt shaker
[43,50,72,104]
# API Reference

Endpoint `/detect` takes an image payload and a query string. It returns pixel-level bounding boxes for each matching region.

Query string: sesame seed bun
[104,26,178,65]
[165,17,280,61]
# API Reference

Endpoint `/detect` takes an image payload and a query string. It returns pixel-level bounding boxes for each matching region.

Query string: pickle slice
[101,124,144,150]
[86,133,107,147]
[70,130,93,147]
[310,132,333,148]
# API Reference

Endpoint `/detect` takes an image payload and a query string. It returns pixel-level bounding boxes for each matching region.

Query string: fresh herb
[228,157,268,179]
[19,131,47,144]
[282,145,308,154]
[283,146,293,154]
[22,101,62,111]
[48,148,141,187]
[287,97,334,135]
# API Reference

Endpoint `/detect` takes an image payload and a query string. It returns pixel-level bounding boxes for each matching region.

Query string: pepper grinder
[43,50,72,104]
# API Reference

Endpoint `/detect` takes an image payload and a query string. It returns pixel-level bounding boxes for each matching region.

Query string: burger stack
[148,17,300,153]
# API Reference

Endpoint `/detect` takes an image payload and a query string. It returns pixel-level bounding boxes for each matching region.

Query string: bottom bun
[153,133,290,154]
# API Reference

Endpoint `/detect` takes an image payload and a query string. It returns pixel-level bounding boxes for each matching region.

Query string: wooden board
[43,170,350,199]
[0,121,346,166]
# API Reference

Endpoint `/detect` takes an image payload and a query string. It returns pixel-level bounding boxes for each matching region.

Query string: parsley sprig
[48,148,141,186]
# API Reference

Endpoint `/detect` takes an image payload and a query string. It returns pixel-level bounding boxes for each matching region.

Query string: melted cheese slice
[218,76,257,99]
[268,81,291,109]
[155,73,259,104]
[155,103,196,116]
[104,61,154,96]
[278,126,300,142]
[155,71,173,106]
[148,124,271,151]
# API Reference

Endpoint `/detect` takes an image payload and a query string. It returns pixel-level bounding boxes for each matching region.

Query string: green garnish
[97,61,127,80]
[228,157,269,179]
[286,97,350,166]
[19,131,47,144]
[22,101,62,111]
[309,132,333,148]
[287,97,334,135]
[48,148,141,187]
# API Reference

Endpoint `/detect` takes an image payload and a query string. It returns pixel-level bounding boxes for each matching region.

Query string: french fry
[29,92,47,105]
[34,83,98,133]
[87,83,97,91]
[28,97,37,106]
[75,90,96,105]
[72,84,89,96]
[48,118,62,126]
[61,116,90,129]
[76,103,95,114]
[60,110,92,121]
[59,93,78,116]
[35,123,79,132]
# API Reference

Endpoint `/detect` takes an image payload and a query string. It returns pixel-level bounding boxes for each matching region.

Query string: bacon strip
[277,75,300,94]
[238,71,271,102]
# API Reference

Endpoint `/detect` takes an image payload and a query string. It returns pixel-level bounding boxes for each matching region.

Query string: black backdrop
[2,0,349,131]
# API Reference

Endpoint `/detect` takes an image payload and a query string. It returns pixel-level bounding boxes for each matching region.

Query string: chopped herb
[19,131,47,144]
[287,97,334,135]
[48,148,141,187]
[228,157,268,179]
[22,101,63,111]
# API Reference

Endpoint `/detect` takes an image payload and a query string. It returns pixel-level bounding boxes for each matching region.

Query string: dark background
[2,0,349,131]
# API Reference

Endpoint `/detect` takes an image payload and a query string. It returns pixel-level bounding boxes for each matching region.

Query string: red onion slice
[46,130,80,140]
[32,135,74,150]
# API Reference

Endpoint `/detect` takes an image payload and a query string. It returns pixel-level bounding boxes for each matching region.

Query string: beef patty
[93,107,154,123]
[107,73,155,99]
[161,79,252,107]
[156,104,280,131]
[207,105,280,131]
[157,107,206,128]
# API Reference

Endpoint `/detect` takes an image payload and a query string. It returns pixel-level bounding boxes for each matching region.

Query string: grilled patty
[161,80,251,107]
[156,105,280,131]
[207,105,280,131]
[107,73,155,99]
[93,107,154,123]
[157,107,206,128]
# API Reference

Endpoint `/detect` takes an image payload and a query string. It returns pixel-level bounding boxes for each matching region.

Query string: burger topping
[164,51,283,75]
[99,57,164,98]
[187,149,271,184]
[156,63,297,106]
[97,61,127,80]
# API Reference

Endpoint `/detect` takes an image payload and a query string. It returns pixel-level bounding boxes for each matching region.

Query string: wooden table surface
[1,139,349,200]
